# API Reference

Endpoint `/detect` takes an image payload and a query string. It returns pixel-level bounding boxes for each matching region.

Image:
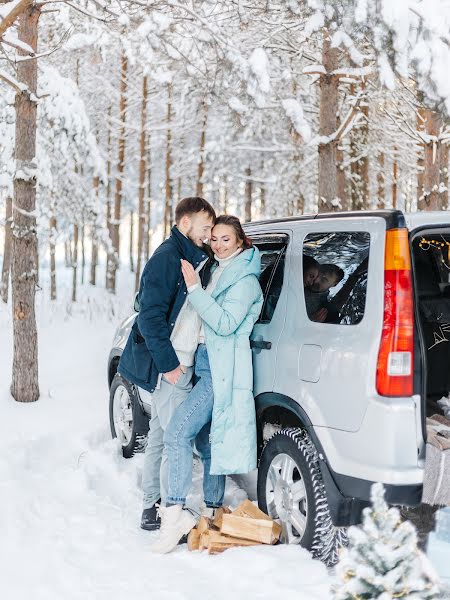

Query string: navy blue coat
[118,226,210,393]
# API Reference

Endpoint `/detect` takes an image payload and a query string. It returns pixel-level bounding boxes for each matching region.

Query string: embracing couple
[118,196,263,554]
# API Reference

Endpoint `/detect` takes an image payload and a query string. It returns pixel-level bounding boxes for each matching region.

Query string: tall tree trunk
[222,175,229,213]
[49,215,57,301]
[11,4,40,402]
[90,231,98,286]
[64,240,69,268]
[441,142,449,210]
[336,128,347,210]
[416,106,426,209]
[105,105,114,289]
[318,32,339,212]
[377,152,385,209]
[260,184,266,218]
[392,148,398,209]
[164,83,173,238]
[1,196,12,303]
[90,175,99,286]
[72,223,78,302]
[245,167,252,222]
[109,53,128,293]
[197,101,208,197]
[421,108,443,211]
[65,239,72,268]
[145,131,152,262]
[358,103,369,209]
[129,211,135,272]
[80,222,85,284]
[136,75,148,293]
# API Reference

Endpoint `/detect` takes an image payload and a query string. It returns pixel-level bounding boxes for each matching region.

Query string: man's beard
[186,227,203,247]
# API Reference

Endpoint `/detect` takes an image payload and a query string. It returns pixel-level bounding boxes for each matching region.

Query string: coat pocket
[130,329,152,382]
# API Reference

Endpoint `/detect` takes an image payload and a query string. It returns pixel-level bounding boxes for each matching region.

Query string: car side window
[253,236,288,324]
[302,232,370,325]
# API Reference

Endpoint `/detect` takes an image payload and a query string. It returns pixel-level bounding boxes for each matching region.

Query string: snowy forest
[2,0,450,401]
[1,2,450,599]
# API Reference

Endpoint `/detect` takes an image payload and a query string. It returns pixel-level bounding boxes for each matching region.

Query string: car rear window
[302,232,370,325]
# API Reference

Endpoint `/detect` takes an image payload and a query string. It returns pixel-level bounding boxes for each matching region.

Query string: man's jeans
[139,367,193,509]
[164,344,226,508]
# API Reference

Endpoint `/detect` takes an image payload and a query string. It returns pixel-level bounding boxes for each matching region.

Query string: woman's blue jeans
[164,344,225,507]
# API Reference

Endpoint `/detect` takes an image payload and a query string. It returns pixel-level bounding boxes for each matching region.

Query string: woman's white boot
[150,505,196,554]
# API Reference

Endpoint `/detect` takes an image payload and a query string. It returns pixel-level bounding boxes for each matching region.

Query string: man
[118,197,216,531]
[304,263,344,323]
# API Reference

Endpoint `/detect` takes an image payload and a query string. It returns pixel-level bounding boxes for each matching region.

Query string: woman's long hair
[214,215,253,249]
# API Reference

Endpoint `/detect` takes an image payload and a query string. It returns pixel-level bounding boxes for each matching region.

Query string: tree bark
[80,222,85,284]
[318,33,339,212]
[129,211,134,273]
[357,103,369,209]
[441,142,449,209]
[145,130,152,262]
[392,148,398,209]
[197,101,208,197]
[245,167,252,222]
[108,53,128,293]
[49,215,56,300]
[421,108,443,211]
[222,175,229,213]
[377,152,385,209]
[336,123,347,210]
[90,175,99,286]
[416,106,426,208]
[105,105,114,289]
[135,75,148,292]
[1,196,12,303]
[0,0,32,39]
[11,4,40,402]
[164,83,173,238]
[72,223,78,302]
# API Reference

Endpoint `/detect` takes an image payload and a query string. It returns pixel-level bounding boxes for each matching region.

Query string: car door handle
[250,339,272,350]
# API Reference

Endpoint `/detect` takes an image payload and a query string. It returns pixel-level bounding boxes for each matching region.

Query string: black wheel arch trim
[108,350,149,437]
[255,392,422,526]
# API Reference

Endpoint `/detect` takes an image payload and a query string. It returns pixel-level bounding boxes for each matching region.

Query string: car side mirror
[133,293,140,313]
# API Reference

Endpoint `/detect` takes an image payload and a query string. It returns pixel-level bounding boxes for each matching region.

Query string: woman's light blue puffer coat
[187,246,263,475]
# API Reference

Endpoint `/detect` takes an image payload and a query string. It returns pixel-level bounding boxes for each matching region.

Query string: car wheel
[109,373,147,458]
[257,427,347,566]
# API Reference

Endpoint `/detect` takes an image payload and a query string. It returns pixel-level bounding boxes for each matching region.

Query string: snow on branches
[333,483,440,600]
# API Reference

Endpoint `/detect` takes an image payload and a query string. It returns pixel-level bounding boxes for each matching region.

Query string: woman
[151,215,263,553]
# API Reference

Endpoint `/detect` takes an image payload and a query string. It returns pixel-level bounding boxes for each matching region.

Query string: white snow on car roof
[405,211,450,230]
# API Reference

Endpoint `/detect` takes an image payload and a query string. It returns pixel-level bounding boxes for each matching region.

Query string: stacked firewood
[188,499,281,554]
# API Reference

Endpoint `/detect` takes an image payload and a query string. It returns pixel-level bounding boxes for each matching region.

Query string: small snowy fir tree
[334,483,440,600]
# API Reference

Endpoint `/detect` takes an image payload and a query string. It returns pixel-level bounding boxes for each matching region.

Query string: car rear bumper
[320,458,423,526]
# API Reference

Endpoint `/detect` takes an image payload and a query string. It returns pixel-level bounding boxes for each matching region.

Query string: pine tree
[334,483,440,600]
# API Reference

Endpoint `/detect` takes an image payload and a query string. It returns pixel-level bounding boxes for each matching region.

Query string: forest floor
[0,265,332,600]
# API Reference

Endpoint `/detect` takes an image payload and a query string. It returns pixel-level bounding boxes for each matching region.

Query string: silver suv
[108,209,450,564]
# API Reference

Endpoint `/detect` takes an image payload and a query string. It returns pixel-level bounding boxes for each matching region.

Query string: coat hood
[211,246,261,299]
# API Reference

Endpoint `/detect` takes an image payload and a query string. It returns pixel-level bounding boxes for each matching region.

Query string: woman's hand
[181,259,198,288]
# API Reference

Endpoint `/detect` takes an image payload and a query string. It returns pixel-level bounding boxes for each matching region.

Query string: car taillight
[376,228,414,397]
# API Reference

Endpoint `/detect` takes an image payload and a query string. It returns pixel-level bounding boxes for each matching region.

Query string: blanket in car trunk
[423,414,450,505]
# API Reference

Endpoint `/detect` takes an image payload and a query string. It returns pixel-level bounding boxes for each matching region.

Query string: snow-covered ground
[0,265,332,600]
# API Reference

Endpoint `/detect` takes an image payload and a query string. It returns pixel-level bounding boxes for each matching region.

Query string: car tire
[257,427,347,566]
[109,373,148,458]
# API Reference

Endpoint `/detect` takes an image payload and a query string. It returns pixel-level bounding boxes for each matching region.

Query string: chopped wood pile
[188,500,282,554]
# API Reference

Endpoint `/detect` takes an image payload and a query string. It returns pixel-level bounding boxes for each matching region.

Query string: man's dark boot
[141,502,161,531]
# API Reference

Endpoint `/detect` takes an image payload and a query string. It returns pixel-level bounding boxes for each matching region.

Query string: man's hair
[303,254,319,272]
[320,263,344,284]
[175,197,216,224]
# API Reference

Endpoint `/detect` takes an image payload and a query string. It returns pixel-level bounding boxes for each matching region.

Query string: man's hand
[163,365,186,385]
[312,308,328,323]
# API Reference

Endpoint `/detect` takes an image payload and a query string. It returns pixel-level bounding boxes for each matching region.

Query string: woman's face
[210,224,242,259]
[303,266,319,287]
